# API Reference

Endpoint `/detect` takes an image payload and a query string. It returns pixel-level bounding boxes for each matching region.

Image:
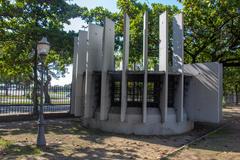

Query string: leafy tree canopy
[182,0,240,65]
[0,0,80,80]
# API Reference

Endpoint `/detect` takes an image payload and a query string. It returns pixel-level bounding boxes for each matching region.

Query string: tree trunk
[43,75,51,104]
[235,85,238,105]
[43,87,51,104]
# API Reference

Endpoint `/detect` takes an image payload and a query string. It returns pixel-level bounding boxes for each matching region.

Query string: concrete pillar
[143,11,148,123]
[100,18,115,120]
[84,24,103,119]
[70,37,78,115]
[74,31,88,117]
[121,14,130,122]
[159,11,169,123]
[173,13,184,122]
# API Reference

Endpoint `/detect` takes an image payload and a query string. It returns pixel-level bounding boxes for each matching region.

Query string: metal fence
[0,83,71,115]
[110,73,162,108]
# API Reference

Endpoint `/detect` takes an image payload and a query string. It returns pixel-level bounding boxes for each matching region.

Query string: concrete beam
[100,18,115,120]
[121,14,130,122]
[173,13,184,122]
[84,24,103,119]
[159,11,169,123]
[143,11,148,123]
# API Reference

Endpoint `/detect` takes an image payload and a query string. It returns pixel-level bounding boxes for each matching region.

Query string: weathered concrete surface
[87,108,194,135]
[184,62,223,123]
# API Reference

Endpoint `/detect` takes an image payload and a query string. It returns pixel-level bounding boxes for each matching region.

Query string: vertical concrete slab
[172,13,184,73]
[74,31,87,117]
[173,13,184,122]
[100,18,115,120]
[159,11,169,123]
[142,11,148,123]
[70,37,78,115]
[184,62,223,123]
[86,24,104,71]
[121,14,130,122]
[159,11,169,72]
[84,24,104,119]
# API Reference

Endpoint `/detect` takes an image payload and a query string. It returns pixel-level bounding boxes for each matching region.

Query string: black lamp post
[36,37,50,148]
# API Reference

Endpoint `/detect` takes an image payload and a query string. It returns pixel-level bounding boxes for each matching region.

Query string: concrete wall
[184,62,223,123]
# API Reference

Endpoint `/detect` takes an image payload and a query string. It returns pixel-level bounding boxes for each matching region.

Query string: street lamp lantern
[37,37,50,57]
[36,37,50,149]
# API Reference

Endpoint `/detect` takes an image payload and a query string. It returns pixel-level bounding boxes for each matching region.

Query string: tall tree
[181,0,240,65]
[0,0,80,112]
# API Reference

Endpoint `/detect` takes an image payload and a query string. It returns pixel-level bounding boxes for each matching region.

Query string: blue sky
[53,0,182,85]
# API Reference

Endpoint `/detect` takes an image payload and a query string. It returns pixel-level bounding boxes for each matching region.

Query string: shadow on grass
[0,139,41,156]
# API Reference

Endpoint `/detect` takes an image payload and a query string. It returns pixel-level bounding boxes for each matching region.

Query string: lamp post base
[37,114,46,148]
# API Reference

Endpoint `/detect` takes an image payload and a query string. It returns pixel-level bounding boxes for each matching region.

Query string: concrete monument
[71,12,223,135]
